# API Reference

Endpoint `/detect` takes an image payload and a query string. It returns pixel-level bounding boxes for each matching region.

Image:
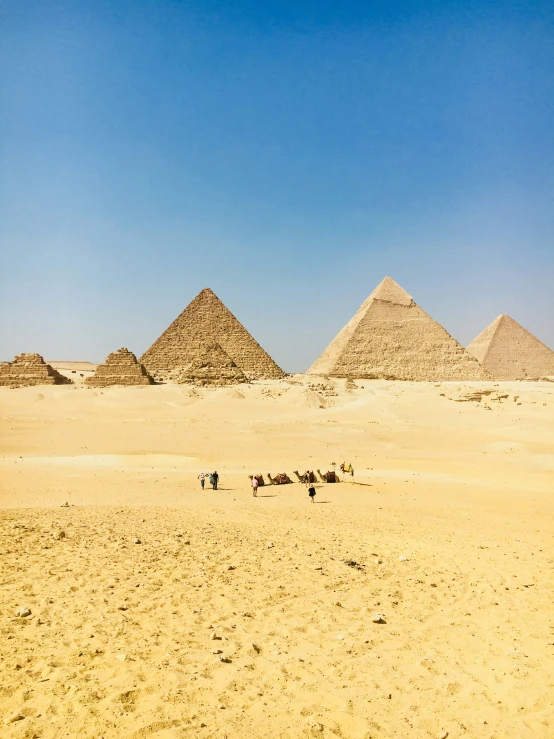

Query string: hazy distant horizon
[1,1,553,372]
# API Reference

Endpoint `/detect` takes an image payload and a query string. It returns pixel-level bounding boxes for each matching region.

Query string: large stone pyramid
[467,315,554,380]
[177,343,248,386]
[307,276,489,381]
[141,288,284,381]
[0,353,71,387]
[85,348,153,387]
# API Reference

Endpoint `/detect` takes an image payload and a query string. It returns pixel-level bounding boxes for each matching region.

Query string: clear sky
[1,0,553,372]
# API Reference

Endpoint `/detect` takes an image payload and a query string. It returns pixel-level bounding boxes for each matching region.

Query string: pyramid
[141,288,284,381]
[467,315,554,380]
[307,276,489,381]
[0,353,71,387]
[176,343,248,386]
[85,348,153,387]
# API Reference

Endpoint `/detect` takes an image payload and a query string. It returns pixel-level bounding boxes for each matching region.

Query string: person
[212,471,219,490]
[198,472,206,490]
[252,475,259,497]
[308,484,316,503]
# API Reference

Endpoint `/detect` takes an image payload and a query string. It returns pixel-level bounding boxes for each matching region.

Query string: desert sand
[1,376,553,738]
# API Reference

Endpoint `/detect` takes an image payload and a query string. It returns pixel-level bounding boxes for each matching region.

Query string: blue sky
[1,0,553,371]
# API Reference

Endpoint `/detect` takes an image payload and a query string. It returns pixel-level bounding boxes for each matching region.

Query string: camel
[293,470,316,484]
[267,473,293,485]
[248,474,265,487]
[317,469,339,483]
[340,463,354,477]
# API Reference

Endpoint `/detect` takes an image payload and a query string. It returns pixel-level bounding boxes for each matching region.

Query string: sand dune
[1,376,553,738]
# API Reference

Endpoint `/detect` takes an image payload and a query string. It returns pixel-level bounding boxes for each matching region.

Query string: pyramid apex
[369,276,413,306]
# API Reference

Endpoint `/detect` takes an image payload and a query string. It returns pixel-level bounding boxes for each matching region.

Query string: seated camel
[340,462,354,477]
[267,473,293,485]
[293,470,317,484]
[317,469,339,483]
[248,474,265,487]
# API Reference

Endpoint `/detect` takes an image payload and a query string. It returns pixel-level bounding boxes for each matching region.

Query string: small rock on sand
[55,530,66,540]
[371,613,386,624]
[438,732,449,739]
[16,607,31,618]
[399,555,408,561]
[4,713,24,725]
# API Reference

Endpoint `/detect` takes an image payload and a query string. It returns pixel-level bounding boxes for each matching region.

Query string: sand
[1,376,553,738]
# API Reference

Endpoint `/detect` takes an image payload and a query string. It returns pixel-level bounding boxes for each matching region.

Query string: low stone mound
[85,348,153,387]
[176,343,248,386]
[0,353,71,387]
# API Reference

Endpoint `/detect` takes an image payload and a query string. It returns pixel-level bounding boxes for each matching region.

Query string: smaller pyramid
[141,288,284,381]
[467,315,554,380]
[176,343,248,386]
[0,353,70,387]
[308,276,489,381]
[85,348,153,387]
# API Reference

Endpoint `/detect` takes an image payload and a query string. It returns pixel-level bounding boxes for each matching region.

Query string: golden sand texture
[308,277,489,381]
[0,353,70,388]
[85,348,153,388]
[467,314,554,380]
[141,288,284,381]
[1,376,553,738]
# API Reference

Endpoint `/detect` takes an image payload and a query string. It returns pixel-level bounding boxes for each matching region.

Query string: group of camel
[248,466,353,487]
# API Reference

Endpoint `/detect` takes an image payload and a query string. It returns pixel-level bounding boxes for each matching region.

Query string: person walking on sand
[308,484,316,503]
[198,472,206,490]
[212,471,219,490]
[252,475,259,497]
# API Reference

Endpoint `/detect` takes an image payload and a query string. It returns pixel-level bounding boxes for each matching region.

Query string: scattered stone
[399,555,408,561]
[343,559,364,570]
[252,643,261,654]
[335,601,342,607]
[438,732,449,739]
[134,538,141,544]
[4,712,24,725]
[371,613,386,624]
[55,530,66,540]
[267,542,274,549]
[15,607,31,618]
[212,649,223,654]
[209,632,218,640]
[116,654,127,662]
[227,565,235,571]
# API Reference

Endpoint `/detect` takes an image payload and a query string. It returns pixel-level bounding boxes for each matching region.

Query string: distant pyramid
[85,348,153,387]
[0,353,70,387]
[141,288,284,380]
[177,343,248,386]
[307,276,489,381]
[467,315,554,380]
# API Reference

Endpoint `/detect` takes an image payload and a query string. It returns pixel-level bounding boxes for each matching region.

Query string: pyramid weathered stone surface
[0,353,71,387]
[307,277,489,381]
[467,315,554,380]
[85,348,153,387]
[141,288,284,381]
[176,343,248,386]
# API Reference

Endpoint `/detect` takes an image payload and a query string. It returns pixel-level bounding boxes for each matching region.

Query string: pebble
[252,643,261,654]
[399,555,408,561]
[134,538,141,544]
[4,713,24,725]
[55,530,66,540]
[438,732,449,739]
[212,649,223,654]
[227,565,236,571]
[209,632,217,640]
[218,704,226,709]
[267,542,274,549]
[116,654,127,662]
[371,613,386,624]
[16,606,31,618]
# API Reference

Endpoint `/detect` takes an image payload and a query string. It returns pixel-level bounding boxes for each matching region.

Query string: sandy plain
[0,375,553,739]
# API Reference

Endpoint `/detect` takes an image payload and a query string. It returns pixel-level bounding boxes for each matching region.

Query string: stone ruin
[308,276,490,381]
[85,348,153,387]
[175,343,248,386]
[0,353,71,387]
[141,287,284,382]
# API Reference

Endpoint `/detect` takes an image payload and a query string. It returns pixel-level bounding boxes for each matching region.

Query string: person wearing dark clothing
[212,471,219,490]
[308,485,316,503]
